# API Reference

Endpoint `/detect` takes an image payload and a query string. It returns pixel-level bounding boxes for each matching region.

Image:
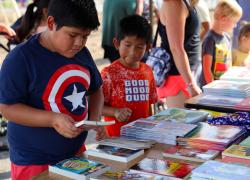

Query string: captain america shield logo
[42,64,90,121]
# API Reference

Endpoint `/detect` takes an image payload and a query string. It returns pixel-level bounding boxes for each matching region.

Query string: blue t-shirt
[0,34,103,165]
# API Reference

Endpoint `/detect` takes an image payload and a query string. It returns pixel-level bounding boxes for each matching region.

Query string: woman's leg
[165,90,187,108]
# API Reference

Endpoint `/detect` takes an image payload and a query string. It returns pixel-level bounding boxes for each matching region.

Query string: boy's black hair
[48,0,100,30]
[117,15,152,44]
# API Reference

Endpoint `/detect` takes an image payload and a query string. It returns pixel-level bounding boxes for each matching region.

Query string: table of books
[184,94,250,113]
[32,143,195,180]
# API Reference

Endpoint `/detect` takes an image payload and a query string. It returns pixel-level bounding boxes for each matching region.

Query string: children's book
[191,160,250,180]
[49,157,110,180]
[222,144,250,159]
[240,136,250,147]
[130,157,196,179]
[149,108,208,124]
[86,145,144,163]
[98,137,156,150]
[163,145,219,163]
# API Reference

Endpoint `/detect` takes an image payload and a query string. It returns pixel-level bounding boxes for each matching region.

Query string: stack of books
[177,122,246,151]
[49,157,110,180]
[85,137,157,163]
[198,94,243,107]
[130,157,196,179]
[220,66,250,82]
[222,144,250,165]
[190,160,250,180]
[203,80,250,98]
[121,118,197,145]
[234,96,250,111]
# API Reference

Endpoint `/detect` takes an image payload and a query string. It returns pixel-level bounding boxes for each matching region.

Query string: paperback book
[191,160,250,180]
[240,136,250,147]
[49,157,110,180]
[90,170,179,180]
[86,145,144,163]
[163,145,219,163]
[149,108,208,124]
[222,144,250,159]
[130,157,196,179]
[97,137,156,150]
[177,122,245,151]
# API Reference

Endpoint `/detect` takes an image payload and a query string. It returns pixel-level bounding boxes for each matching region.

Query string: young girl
[15,0,50,43]
[232,22,250,67]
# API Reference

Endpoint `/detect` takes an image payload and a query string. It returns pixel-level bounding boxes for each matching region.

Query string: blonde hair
[239,21,250,41]
[214,0,242,20]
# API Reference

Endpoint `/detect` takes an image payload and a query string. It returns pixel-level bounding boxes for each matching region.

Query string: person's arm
[200,22,210,40]
[102,105,132,122]
[0,23,16,37]
[136,0,144,15]
[0,103,82,138]
[88,87,107,140]
[203,54,214,84]
[160,0,201,96]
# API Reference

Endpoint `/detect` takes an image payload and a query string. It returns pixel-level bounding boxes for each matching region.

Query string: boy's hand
[52,113,82,138]
[114,108,132,122]
[94,126,107,141]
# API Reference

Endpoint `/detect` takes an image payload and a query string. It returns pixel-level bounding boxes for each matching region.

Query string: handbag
[146,23,172,87]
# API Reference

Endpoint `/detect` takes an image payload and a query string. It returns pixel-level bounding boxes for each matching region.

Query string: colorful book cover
[240,136,250,147]
[189,122,242,144]
[90,170,176,180]
[163,145,219,162]
[222,145,250,159]
[191,160,250,180]
[130,157,196,178]
[49,157,110,179]
[86,145,144,162]
[149,108,208,124]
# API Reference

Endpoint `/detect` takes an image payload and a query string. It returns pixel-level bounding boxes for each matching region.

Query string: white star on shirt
[64,84,86,111]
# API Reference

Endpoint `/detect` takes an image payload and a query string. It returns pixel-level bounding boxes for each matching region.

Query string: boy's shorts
[11,145,86,180]
[156,75,190,99]
[11,163,48,180]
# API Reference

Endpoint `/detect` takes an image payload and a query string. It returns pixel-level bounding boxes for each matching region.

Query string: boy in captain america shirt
[0,0,106,179]
[101,15,158,137]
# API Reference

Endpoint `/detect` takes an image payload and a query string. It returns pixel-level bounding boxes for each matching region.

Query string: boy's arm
[102,105,132,123]
[203,54,214,84]
[88,87,104,121]
[88,87,107,140]
[0,103,82,138]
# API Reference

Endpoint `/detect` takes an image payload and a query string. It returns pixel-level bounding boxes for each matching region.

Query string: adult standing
[157,0,202,108]
[102,0,137,63]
